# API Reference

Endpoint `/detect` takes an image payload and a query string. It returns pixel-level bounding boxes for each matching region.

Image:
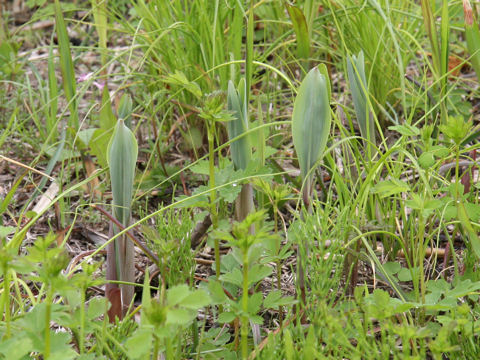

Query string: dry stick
[0,155,54,180]
[191,214,212,248]
[91,204,160,267]
[66,249,106,276]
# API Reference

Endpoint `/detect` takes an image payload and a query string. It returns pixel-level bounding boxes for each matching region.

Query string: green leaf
[54,0,78,131]
[220,268,243,288]
[347,51,374,155]
[389,124,420,137]
[117,94,133,122]
[164,70,202,99]
[248,292,263,315]
[286,4,310,64]
[457,200,480,258]
[166,308,194,325]
[99,86,116,131]
[0,226,16,239]
[284,329,295,360]
[370,179,410,198]
[439,116,472,145]
[382,262,401,276]
[227,79,251,170]
[190,160,210,175]
[464,202,480,222]
[292,67,331,194]
[107,118,138,306]
[398,268,413,282]
[463,0,480,83]
[263,290,295,309]
[125,327,153,359]
[50,331,77,360]
[108,119,138,227]
[178,289,211,310]
[87,297,108,321]
[208,280,228,304]
[90,127,114,169]
[248,264,272,287]
[218,311,236,324]
[167,284,191,307]
[0,336,33,360]
[418,151,435,169]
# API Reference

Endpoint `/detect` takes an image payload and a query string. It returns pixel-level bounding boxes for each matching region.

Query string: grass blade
[463,0,480,82]
[54,0,78,132]
[286,4,310,71]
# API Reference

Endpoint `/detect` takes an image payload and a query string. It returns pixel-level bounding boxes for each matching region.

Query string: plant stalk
[241,252,249,359]
[207,123,220,280]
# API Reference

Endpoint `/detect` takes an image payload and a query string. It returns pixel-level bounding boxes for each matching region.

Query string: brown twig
[191,214,212,248]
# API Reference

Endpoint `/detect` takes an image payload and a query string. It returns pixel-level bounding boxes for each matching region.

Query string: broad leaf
[292,67,331,194]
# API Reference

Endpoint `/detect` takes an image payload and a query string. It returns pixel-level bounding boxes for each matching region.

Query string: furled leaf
[347,51,375,155]
[227,79,251,170]
[108,119,138,227]
[286,4,310,66]
[292,67,331,195]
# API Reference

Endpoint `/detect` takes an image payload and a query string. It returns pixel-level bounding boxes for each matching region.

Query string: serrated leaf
[0,226,16,238]
[0,336,33,360]
[167,308,194,325]
[208,280,228,304]
[382,262,401,276]
[179,289,211,310]
[248,292,263,315]
[218,311,237,324]
[190,160,210,175]
[167,284,191,306]
[419,151,435,169]
[125,327,153,359]
[370,179,410,198]
[465,202,480,222]
[430,145,449,158]
[220,268,243,287]
[263,290,295,309]
[50,331,77,360]
[164,70,202,99]
[248,264,272,286]
[87,297,108,320]
[249,314,264,325]
[389,124,420,137]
